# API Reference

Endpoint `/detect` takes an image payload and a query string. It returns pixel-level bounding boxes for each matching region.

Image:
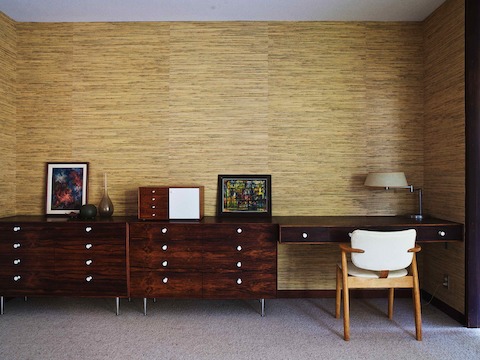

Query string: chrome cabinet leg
[143,298,147,316]
[115,297,120,315]
[1,296,4,315]
[260,299,265,317]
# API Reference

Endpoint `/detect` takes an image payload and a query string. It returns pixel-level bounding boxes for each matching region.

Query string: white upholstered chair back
[350,229,417,271]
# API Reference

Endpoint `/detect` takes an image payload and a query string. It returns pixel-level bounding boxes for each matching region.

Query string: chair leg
[340,255,350,341]
[335,265,342,318]
[412,256,422,341]
[342,276,350,341]
[388,288,394,320]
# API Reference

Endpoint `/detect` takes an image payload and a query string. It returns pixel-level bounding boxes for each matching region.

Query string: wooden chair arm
[408,245,422,253]
[339,243,364,253]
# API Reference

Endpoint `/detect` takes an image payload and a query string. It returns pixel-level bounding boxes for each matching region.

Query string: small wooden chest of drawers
[138,186,204,220]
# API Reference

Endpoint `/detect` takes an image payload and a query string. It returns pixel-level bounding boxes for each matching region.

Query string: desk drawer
[280,227,330,243]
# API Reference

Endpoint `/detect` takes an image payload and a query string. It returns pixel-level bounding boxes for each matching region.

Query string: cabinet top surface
[0,215,463,227]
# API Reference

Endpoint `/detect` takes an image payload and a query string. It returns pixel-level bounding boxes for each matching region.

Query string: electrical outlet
[443,274,450,289]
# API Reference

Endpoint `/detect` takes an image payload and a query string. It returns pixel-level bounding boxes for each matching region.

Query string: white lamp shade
[364,172,408,188]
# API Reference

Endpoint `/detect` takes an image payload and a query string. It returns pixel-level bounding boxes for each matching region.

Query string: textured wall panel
[16,23,74,214]
[0,12,16,217]
[423,0,465,313]
[14,21,424,219]
[169,22,269,215]
[71,23,170,214]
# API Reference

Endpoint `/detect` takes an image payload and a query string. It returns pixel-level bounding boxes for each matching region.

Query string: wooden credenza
[0,216,128,314]
[129,219,278,315]
[0,215,463,315]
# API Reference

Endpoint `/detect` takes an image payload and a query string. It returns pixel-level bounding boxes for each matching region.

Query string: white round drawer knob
[152,213,156,217]
[85,259,93,265]
[302,232,308,239]
[237,228,242,234]
[162,228,168,234]
[162,245,168,251]
[237,245,242,251]
[151,190,156,194]
[13,243,21,249]
[152,205,156,209]
[237,278,242,285]
[86,276,93,282]
[13,259,21,265]
[85,226,92,232]
[163,277,168,283]
[85,243,93,249]
[13,226,21,232]
[13,275,21,281]
[438,231,446,237]
[237,261,242,268]
[162,261,168,267]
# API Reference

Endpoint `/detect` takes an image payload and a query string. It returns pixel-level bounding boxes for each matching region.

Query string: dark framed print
[217,175,272,217]
[46,162,88,215]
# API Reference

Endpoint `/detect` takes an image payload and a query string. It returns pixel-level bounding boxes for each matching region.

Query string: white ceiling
[0,0,446,22]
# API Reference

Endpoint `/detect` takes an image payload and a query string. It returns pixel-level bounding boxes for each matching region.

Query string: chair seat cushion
[338,262,408,279]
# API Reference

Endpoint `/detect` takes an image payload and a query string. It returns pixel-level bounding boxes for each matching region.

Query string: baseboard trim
[421,290,465,325]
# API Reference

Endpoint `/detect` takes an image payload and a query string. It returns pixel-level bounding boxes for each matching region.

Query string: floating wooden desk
[273,216,463,293]
[274,216,463,243]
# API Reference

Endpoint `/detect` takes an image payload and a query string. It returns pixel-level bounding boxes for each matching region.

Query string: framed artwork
[46,162,88,215]
[217,175,272,217]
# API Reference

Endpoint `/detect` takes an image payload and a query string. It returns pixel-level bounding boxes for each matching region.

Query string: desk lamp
[364,172,423,220]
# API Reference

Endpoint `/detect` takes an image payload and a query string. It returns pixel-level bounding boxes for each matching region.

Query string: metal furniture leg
[260,298,265,317]
[115,297,120,315]
[1,296,4,315]
[143,298,147,316]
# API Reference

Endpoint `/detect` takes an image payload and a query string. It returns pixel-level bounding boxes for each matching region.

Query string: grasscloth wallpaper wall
[0,12,16,217]
[0,0,465,313]
[13,21,423,218]
[422,0,465,313]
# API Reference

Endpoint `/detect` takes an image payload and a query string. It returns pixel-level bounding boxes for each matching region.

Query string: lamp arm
[408,185,423,218]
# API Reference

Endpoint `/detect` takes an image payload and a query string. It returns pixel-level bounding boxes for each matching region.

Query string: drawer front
[0,252,55,271]
[203,224,277,243]
[138,187,169,220]
[0,223,52,241]
[203,272,276,299]
[0,270,56,295]
[52,270,127,296]
[50,223,126,240]
[415,225,463,241]
[129,270,202,298]
[280,226,330,242]
[130,239,202,269]
[55,241,125,257]
[129,223,204,241]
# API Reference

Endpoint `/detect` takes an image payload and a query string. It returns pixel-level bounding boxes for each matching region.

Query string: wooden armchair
[335,229,422,341]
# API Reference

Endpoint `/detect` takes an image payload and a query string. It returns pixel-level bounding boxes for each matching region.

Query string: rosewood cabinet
[129,221,278,315]
[0,216,128,314]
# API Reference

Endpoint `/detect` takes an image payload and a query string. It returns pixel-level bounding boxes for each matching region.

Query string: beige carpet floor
[0,296,479,360]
